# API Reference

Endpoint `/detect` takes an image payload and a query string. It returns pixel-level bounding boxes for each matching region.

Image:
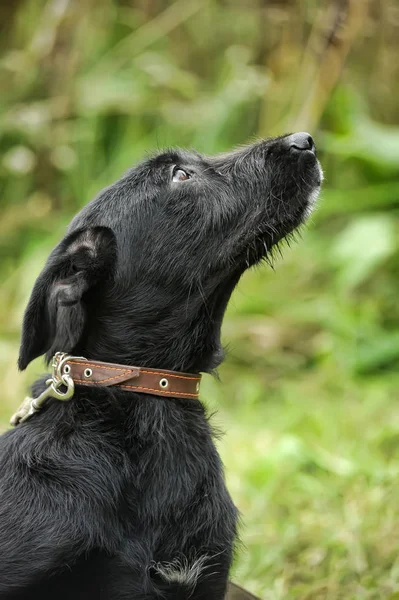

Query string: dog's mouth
[233,157,322,269]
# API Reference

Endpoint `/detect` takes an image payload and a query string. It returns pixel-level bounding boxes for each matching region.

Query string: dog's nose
[286,132,315,154]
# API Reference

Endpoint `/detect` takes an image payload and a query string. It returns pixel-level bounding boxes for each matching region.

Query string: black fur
[0,134,322,599]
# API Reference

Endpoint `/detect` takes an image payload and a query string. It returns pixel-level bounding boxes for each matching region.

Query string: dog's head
[19,133,322,373]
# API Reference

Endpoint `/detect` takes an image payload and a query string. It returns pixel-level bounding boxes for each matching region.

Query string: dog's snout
[287,132,315,154]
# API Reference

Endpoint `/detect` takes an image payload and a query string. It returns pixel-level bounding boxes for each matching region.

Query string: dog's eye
[172,168,190,182]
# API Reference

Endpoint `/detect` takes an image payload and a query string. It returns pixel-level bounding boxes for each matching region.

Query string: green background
[1,1,399,598]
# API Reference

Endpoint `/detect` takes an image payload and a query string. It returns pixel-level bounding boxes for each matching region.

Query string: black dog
[0,133,322,599]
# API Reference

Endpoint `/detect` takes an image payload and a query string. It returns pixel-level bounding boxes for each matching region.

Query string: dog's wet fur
[0,134,322,599]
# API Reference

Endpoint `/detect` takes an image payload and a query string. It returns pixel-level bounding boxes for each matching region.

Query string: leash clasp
[10,352,76,426]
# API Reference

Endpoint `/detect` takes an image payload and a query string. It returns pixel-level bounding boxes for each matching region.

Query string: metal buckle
[10,352,82,426]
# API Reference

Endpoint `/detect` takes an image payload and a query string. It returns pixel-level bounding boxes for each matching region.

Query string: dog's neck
[79,274,242,374]
[80,314,223,374]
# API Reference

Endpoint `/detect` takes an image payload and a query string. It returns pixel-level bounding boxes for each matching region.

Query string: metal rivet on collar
[159,378,169,389]
[84,368,93,378]
[196,382,200,393]
[63,364,71,374]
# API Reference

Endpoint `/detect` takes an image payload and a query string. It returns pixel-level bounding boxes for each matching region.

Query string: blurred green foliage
[1,1,399,598]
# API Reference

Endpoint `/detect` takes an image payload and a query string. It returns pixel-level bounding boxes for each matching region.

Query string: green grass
[213,262,399,599]
[215,364,399,599]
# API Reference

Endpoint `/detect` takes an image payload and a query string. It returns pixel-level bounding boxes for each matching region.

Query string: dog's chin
[288,159,323,224]
[302,184,321,220]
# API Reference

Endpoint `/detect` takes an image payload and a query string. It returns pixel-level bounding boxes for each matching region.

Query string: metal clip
[10,352,78,426]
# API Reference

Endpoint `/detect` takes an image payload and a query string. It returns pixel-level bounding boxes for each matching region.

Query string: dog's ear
[18,226,116,370]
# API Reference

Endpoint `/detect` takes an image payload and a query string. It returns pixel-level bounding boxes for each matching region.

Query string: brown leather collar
[11,353,201,426]
[64,356,201,400]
